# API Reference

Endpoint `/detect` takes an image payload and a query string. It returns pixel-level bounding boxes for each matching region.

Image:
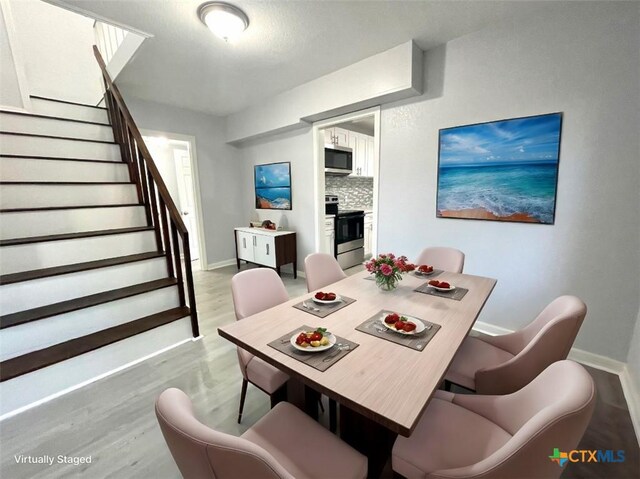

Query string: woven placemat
[267,325,359,372]
[412,268,444,279]
[355,311,440,352]
[292,296,356,318]
[414,282,469,301]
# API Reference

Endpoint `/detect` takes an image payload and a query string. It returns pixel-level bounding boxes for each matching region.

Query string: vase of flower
[364,253,415,291]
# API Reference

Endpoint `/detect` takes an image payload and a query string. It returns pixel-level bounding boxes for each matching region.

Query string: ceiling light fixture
[198,2,249,42]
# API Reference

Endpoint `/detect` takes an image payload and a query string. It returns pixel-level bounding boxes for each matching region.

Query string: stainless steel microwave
[324,146,353,175]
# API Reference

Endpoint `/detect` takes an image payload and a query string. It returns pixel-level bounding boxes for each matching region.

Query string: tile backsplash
[326,175,373,209]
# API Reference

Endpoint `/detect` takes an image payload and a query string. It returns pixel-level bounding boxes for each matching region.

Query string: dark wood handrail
[93,45,199,337]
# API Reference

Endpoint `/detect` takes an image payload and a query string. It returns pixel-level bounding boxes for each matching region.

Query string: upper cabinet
[325,127,374,177]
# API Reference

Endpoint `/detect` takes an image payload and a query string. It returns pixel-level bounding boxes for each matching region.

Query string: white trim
[207,259,236,270]
[141,129,208,272]
[0,337,192,422]
[473,320,513,336]
[0,0,31,111]
[567,348,625,375]
[619,365,640,443]
[311,106,381,256]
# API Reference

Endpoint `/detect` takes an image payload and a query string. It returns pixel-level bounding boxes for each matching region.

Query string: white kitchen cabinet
[364,212,374,257]
[365,136,375,177]
[235,228,297,277]
[347,130,374,177]
[324,127,349,147]
[324,216,335,257]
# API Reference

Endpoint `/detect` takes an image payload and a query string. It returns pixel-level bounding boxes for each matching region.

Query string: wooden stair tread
[0,306,190,382]
[0,181,133,185]
[0,109,110,126]
[30,95,108,110]
[0,130,117,145]
[0,251,164,285]
[1,203,142,213]
[0,278,177,329]
[0,226,154,246]
[0,154,125,164]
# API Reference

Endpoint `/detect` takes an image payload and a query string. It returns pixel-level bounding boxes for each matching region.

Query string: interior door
[173,149,199,261]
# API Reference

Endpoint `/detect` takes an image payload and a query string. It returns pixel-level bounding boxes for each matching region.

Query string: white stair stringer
[0,133,121,161]
[0,112,114,142]
[29,97,109,124]
[0,183,138,209]
[0,205,147,240]
[0,316,192,418]
[1,285,180,361]
[0,157,130,182]
[0,229,157,274]
[0,257,168,315]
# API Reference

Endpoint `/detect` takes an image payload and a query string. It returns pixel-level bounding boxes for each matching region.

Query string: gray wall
[122,95,244,267]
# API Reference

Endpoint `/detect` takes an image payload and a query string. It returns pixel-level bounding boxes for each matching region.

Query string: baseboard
[567,348,625,375]
[473,321,513,336]
[206,259,236,270]
[619,366,640,444]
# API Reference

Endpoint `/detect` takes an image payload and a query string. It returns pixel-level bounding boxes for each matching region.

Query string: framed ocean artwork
[254,162,292,210]
[436,112,562,224]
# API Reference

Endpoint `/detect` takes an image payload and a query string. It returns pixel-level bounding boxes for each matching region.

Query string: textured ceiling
[57,0,556,116]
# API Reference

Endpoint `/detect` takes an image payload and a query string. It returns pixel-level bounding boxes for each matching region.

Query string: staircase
[0,52,199,417]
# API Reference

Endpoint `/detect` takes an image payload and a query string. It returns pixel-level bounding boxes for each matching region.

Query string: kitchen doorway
[312,107,380,266]
[142,131,207,271]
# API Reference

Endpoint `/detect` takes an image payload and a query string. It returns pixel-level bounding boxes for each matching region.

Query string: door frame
[141,129,207,271]
[312,106,381,259]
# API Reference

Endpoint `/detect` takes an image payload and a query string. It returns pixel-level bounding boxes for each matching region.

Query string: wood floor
[0,264,638,478]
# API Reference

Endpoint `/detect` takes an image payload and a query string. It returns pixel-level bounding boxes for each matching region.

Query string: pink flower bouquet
[364,253,415,290]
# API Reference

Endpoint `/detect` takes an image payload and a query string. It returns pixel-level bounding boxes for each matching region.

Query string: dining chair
[415,246,465,273]
[231,268,290,423]
[304,252,347,293]
[392,360,595,479]
[445,295,587,395]
[156,388,368,479]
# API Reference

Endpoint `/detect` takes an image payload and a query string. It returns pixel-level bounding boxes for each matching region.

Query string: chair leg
[329,399,337,433]
[270,383,288,408]
[318,397,325,413]
[444,379,452,391]
[237,378,248,424]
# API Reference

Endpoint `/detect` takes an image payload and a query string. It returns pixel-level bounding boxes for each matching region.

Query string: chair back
[441,361,596,479]
[231,269,288,377]
[155,388,292,479]
[415,247,465,273]
[475,296,587,394]
[304,253,347,292]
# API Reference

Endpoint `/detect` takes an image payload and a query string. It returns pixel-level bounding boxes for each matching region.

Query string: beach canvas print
[436,113,562,224]
[255,162,292,210]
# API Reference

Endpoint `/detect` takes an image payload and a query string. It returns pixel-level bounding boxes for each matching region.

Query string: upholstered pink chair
[231,268,290,423]
[156,389,367,479]
[304,253,347,292]
[415,247,465,273]
[446,295,587,395]
[393,360,595,479]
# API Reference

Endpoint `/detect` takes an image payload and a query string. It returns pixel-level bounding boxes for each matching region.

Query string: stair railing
[93,45,199,337]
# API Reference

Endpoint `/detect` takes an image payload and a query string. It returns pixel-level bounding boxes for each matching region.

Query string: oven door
[336,213,364,245]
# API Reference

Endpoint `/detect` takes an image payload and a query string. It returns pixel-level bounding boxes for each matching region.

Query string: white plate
[290,332,337,352]
[379,314,426,335]
[427,283,456,292]
[312,294,342,305]
[415,269,435,276]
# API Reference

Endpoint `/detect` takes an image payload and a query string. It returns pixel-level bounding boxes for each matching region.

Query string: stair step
[0,226,154,247]
[0,156,130,182]
[0,203,141,213]
[0,306,190,382]
[0,109,109,126]
[0,251,164,285]
[0,132,121,162]
[29,96,109,124]
[0,130,116,145]
[0,278,178,329]
[0,183,138,209]
[0,111,113,142]
[0,153,122,164]
[30,95,107,110]
[0,205,147,240]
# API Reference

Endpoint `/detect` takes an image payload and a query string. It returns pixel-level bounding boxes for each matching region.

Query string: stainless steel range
[325,195,365,269]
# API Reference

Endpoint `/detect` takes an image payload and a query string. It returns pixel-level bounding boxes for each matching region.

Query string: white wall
[236,129,315,275]
[0,0,25,109]
[123,96,244,267]
[9,0,103,105]
[378,2,640,361]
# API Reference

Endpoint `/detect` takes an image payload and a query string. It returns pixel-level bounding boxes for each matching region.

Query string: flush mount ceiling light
[198,2,249,42]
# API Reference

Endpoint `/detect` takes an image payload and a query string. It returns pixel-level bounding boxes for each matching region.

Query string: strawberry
[325,293,336,301]
[439,282,450,289]
[385,313,400,324]
[403,321,417,332]
[314,292,325,300]
[394,320,405,330]
[428,279,440,286]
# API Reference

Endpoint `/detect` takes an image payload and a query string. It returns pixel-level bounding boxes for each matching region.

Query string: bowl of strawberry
[291,327,336,352]
[381,312,425,335]
[312,291,340,304]
[415,264,435,276]
[427,279,455,292]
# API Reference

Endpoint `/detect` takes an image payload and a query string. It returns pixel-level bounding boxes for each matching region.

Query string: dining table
[218,269,497,477]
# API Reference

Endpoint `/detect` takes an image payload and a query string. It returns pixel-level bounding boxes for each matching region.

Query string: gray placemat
[355,310,441,352]
[412,268,444,278]
[414,282,469,301]
[292,295,356,318]
[267,325,359,372]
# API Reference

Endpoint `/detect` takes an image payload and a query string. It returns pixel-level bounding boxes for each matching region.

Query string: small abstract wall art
[254,162,292,210]
[436,112,562,224]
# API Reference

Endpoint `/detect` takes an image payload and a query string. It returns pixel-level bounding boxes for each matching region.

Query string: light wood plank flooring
[0,264,638,478]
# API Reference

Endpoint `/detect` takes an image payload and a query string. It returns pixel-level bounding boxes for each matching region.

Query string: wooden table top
[218,270,497,436]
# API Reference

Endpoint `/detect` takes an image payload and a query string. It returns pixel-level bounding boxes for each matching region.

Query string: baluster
[158,197,175,277]
[135,146,152,225]
[146,169,163,251]
[171,222,186,308]
[127,128,143,202]
[181,230,200,336]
